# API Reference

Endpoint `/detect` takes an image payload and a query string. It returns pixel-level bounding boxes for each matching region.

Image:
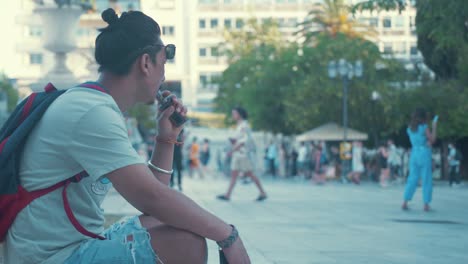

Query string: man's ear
[139,53,151,75]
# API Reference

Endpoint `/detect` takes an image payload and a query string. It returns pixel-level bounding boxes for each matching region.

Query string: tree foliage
[350,0,468,143]
[215,25,406,141]
[215,1,468,145]
[352,0,468,83]
[297,0,377,44]
[0,74,19,113]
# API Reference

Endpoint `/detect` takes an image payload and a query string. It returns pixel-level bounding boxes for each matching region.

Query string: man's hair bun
[102,8,119,25]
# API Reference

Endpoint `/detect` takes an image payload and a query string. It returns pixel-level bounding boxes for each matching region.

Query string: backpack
[0,82,107,242]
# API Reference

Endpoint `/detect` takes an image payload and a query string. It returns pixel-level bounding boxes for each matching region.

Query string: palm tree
[296,0,377,45]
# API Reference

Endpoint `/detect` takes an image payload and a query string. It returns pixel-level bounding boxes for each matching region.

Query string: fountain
[31,1,86,91]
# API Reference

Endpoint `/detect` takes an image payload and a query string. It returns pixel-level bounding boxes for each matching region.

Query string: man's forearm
[109,165,232,242]
[149,141,174,185]
[147,185,232,242]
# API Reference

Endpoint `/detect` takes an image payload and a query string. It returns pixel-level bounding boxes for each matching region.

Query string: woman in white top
[348,141,365,184]
[217,107,267,201]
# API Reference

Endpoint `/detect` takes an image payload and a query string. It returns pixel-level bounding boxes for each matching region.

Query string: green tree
[215,18,287,131]
[352,0,468,83]
[127,104,155,135]
[283,34,406,143]
[0,74,19,113]
[220,18,284,63]
[216,29,407,140]
[296,0,377,44]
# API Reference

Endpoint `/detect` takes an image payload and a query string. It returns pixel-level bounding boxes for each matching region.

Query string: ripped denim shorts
[64,216,159,264]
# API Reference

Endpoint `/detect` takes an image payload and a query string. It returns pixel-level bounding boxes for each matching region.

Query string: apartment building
[7,0,421,110]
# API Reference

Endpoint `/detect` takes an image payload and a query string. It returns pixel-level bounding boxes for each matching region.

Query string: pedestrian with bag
[217,107,267,202]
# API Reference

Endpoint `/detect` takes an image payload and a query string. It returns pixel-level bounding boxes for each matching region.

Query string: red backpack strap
[61,171,106,240]
[44,83,57,93]
[78,82,109,94]
[19,93,37,124]
[29,171,106,240]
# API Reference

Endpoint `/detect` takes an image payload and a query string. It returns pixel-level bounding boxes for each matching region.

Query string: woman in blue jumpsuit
[402,109,438,211]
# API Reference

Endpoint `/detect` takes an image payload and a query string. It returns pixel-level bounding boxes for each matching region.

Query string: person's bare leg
[189,166,193,178]
[380,169,388,187]
[245,171,267,196]
[139,215,208,264]
[320,172,327,183]
[198,167,205,179]
[354,172,361,184]
[150,225,207,264]
[225,170,240,198]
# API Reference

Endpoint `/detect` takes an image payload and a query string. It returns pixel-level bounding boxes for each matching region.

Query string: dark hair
[410,108,427,132]
[95,8,162,75]
[233,107,248,120]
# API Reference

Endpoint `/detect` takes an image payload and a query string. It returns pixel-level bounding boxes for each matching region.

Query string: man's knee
[150,225,207,263]
[178,230,208,260]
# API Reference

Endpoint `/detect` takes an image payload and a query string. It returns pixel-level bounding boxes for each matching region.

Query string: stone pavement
[102,176,468,264]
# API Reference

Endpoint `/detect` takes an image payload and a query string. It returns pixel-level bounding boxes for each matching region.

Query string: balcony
[197,2,220,12]
[198,30,223,38]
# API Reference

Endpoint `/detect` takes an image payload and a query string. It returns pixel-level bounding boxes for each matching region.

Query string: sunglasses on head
[155,44,176,60]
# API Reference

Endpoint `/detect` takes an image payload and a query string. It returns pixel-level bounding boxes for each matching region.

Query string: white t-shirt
[352,146,364,172]
[5,87,145,264]
[297,145,308,163]
[232,120,250,157]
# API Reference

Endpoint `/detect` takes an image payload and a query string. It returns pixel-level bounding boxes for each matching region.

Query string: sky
[0,1,20,76]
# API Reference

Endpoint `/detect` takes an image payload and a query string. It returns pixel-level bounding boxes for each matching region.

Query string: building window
[200,74,208,85]
[383,42,392,53]
[383,17,392,28]
[235,18,243,29]
[162,26,175,36]
[210,18,218,28]
[395,42,406,55]
[211,47,219,57]
[277,18,285,28]
[368,18,378,27]
[29,26,42,37]
[199,19,206,29]
[76,28,91,37]
[410,45,418,55]
[261,18,271,25]
[199,0,217,3]
[287,18,298,27]
[29,53,43,65]
[199,48,207,57]
[224,19,232,28]
[394,16,404,28]
[409,16,415,28]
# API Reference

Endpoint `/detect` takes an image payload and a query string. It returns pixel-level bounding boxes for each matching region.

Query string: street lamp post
[328,59,363,183]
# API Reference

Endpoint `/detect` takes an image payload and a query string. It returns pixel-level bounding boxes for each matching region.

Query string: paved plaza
[102,176,468,264]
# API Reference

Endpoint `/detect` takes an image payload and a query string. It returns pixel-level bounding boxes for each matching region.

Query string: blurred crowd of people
[125,116,464,189]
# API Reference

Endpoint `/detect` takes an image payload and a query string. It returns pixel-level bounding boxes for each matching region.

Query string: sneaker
[255,195,267,202]
[216,194,230,201]
[402,203,409,211]
[424,204,431,212]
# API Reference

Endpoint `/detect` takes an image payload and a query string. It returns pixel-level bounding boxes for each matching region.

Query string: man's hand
[223,237,251,264]
[157,90,187,140]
